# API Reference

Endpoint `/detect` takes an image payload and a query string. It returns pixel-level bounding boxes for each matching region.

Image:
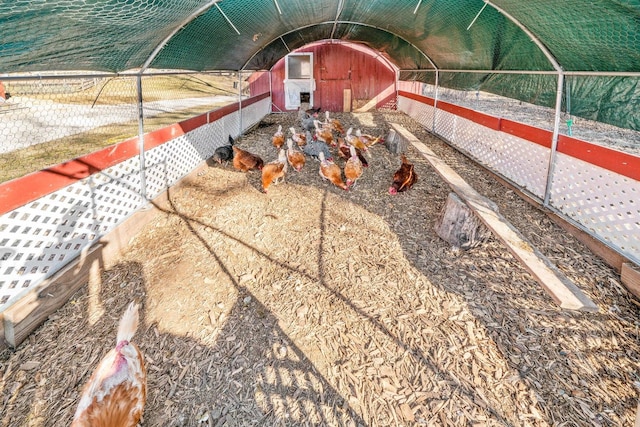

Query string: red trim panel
[437,100,501,131]
[558,135,640,181]
[398,91,500,130]
[0,137,140,214]
[0,95,269,215]
[399,91,640,181]
[242,92,270,108]
[398,91,435,106]
[499,119,552,148]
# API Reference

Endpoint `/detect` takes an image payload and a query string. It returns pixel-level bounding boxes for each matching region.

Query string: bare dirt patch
[1,111,639,426]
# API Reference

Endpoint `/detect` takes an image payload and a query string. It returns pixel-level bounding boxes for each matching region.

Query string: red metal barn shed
[250,41,397,113]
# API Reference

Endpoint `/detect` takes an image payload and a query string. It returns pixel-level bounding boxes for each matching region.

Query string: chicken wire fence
[398,73,640,267]
[0,70,269,311]
[0,71,255,183]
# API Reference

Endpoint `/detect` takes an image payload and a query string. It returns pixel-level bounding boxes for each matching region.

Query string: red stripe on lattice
[0,95,269,215]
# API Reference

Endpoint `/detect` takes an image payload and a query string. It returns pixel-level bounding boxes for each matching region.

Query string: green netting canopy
[1,0,639,129]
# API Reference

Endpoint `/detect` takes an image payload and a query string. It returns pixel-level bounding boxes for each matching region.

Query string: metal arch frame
[240,20,438,71]
[140,0,222,73]
[482,0,564,208]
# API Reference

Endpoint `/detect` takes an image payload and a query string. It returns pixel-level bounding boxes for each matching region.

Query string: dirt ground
[1,110,640,426]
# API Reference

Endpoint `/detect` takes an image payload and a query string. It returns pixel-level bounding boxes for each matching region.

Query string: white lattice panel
[0,99,271,312]
[434,108,550,199]
[400,96,549,198]
[242,97,270,131]
[398,96,435,131]
[550,153,640,262]
[398,94,640,265]
[0,161,144,310]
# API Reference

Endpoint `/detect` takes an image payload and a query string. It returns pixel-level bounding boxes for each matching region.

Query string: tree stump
[434,192,490,250]
[384,129,406,154]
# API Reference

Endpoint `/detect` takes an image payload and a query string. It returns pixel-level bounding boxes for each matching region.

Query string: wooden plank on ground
[3,243,103,347]
[389,122,598,312]
[1,161,209,349]
[622,263,640,300]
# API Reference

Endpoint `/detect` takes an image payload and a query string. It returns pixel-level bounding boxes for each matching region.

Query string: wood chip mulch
[1,110,639,427]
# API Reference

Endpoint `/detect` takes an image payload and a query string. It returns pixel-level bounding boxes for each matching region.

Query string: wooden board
[1,162,209,349]
[622,263,640,300]
[390,122,598,312]
[486,169,627,272]
[3,243,104,347]
[343,89,352,112]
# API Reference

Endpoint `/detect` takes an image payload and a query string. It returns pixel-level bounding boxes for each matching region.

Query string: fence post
[543,72,564,207]
[432,69,439,133]
[136,74,147,203]
[238,71,243,136]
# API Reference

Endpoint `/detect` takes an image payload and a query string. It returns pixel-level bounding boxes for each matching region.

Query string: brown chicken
[345,127,367,152]
[72,302,146,427]
[318,151,348,190]
[322,111,345,135]
[286,138,306,172]
[261,148,287,193]
[289,127,307,147]
[232,145,264,172]
[389,154,418,195]
[357,129,384,147]
[344,145,363,188]
[314,120,335,147]
[272,124,285,149]
[337,137,368,167]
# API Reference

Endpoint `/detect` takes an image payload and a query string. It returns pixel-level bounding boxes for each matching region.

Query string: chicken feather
[72,302,146,427]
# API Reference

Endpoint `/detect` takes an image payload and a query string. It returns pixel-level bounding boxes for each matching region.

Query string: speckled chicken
[303,131,333,162]
[71,302,146,427]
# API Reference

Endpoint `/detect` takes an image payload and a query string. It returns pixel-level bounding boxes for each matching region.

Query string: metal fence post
[432,69,439,133]
[238,71,243,136]
[543,72,565,208]
[136,74,147,203]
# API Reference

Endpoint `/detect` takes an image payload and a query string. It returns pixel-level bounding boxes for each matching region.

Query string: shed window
[287,54,312,79]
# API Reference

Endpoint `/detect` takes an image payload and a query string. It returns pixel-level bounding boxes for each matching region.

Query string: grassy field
[0,74,241,183]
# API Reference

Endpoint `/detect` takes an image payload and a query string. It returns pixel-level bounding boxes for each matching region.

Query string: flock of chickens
[212,109,418,195]
[69,109,419,426]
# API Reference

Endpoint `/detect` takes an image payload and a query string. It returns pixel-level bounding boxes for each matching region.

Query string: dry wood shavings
[0,111,638,426]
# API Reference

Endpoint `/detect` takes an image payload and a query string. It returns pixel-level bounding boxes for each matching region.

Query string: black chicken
[212,135,235,165]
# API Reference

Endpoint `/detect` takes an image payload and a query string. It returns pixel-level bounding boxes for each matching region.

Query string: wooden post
[384,129,407,154]
[434,192,490,250]
[343,89,351,112]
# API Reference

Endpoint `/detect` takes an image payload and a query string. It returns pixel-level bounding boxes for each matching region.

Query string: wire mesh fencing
[399,74,640,266]
[0,71,250,184]
[0,69,269,311]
